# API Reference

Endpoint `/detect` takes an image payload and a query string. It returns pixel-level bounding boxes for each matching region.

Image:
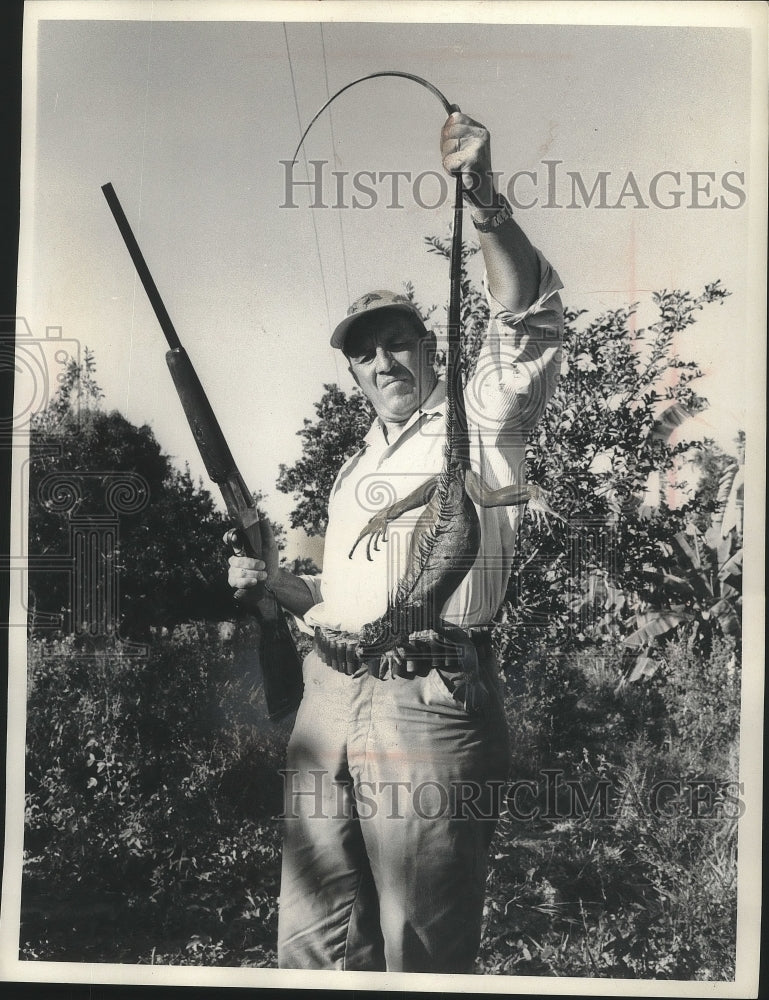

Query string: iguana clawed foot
[348,475,439,560]
[524,483,565,536]
[349,508,394,561]
[349,470,562,560]
[464,472,563,533]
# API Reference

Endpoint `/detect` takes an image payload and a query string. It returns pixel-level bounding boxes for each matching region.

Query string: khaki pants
[277,647,511,972]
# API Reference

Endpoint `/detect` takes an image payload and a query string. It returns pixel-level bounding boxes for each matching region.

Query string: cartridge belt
[313,625,493,679]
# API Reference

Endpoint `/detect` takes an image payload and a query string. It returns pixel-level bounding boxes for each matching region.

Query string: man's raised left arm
[441,112,564,437]
[441,111,540,313]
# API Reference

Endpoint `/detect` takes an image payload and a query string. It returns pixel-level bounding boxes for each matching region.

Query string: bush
[22,626,291,964]
[23,627,739,977]
[479,635,740,979]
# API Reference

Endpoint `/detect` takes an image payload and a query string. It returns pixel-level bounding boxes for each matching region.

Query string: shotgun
[101,181,303,721]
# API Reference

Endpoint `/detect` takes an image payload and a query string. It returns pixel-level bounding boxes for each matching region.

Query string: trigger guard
[226,527,246,555]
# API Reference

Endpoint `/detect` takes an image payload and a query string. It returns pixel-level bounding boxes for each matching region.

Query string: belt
[313,625,493,679]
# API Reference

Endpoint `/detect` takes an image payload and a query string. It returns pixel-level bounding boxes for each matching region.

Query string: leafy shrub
[22,626,290,964]
[23,628,739,977]
[479,635,740,979]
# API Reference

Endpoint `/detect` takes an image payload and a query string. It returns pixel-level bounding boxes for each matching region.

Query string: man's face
[345,313,437,424]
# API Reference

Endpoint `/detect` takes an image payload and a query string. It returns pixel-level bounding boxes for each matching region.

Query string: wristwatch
[471,195,514,233]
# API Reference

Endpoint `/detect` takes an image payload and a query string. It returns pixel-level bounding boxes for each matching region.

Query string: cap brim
[330,303,425,350]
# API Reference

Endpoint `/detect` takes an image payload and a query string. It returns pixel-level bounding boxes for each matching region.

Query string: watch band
[471,196,514,233]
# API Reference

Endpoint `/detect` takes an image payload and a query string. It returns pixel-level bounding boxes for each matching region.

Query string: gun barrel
[164,346,239,486]
[101,182,182,351]
[101,179,304,721]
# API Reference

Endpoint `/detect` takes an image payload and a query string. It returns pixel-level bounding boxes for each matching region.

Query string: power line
[126,18,155,414]
[282,23,333,333]
[320,22,351,303]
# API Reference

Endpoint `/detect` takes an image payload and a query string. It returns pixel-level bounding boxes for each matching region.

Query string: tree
[276,384,373,536]
[498,283,735,669]
[618,431,744,677]
[28,352,270,638]
[687,432,745,533]
[274,234,735,672]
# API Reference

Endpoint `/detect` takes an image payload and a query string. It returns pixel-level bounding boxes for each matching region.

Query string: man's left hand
[440,112,496,208]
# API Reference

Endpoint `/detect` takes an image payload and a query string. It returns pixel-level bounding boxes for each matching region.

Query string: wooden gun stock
[101,181,303,721]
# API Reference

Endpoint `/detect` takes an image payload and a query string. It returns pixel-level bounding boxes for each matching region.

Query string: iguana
[348,194,542,695]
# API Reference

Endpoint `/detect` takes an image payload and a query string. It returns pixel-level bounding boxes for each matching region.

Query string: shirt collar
[363,377,446,447]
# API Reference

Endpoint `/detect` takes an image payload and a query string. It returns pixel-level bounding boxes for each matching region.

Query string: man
[228,111,564,972]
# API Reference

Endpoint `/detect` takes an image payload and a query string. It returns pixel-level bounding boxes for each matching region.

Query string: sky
[17,2,762,561]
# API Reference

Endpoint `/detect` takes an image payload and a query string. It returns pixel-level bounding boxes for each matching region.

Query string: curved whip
[291,70,456,162]
[290,70,482,209]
